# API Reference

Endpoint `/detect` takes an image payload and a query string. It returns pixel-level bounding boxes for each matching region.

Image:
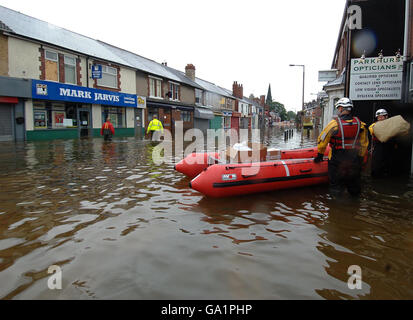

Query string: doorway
[78,108,91,137]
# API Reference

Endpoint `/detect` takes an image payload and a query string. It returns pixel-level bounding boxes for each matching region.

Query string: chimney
[232,81,244,99]
[185,64,196,81]
[260,95,265,106]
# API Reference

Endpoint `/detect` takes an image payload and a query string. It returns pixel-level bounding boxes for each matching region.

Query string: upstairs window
[149,77,162,98]
[64,56,76,84]
[195,89,203,105]
[45,50,59,82]
[169,82,179,101]
[97,65,118,89]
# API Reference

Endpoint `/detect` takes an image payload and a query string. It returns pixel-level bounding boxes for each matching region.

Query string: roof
[0,5,201,89]
[0,5,248,96]
[98,41,202,89]
[0,19,13,32]
[195,79,234,98]
[0,5,130,68]
[323,70,345,89]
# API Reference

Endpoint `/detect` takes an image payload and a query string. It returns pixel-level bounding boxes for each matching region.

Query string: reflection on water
[0,127,412,300]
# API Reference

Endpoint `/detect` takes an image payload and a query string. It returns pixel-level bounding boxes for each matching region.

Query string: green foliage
[287,111,297,121]
[269,101,288,121]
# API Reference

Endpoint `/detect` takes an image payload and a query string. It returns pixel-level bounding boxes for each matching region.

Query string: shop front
[0,76,31,142]
[146,100,194,137]
[194,106,214,135]
[29,80,137,141]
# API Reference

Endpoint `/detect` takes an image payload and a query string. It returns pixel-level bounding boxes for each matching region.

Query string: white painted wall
[323,88,343,128]
[79,56,88,87]
[120,67,137,94]
[8,38,40,79]
[92,104,102,129]
[25,99,34,131]
[126,108,135,128]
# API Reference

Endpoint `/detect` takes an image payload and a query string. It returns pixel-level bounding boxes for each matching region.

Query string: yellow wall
[8,37,40,79]
[0,34,8,76]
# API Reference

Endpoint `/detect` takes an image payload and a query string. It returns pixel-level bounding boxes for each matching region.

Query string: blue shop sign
[32,80,137,107]
[91,65,102,79]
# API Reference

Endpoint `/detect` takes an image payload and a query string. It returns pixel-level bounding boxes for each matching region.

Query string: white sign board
[350,56,403,101]
[318,70,338,82]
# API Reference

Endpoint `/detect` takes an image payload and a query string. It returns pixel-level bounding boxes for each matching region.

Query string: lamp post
[289,64,305,112]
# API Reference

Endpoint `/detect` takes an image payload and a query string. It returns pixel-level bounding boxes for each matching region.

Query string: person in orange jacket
[101,117,115,141]
[314,98,369,197]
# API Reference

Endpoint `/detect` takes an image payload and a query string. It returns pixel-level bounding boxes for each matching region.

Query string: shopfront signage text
[32,80,137,107]
[350,56,403,101]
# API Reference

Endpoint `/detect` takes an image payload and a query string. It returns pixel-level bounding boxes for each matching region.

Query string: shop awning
[147,101,194,111]
[0,96,18,104]
[194,107,214,120]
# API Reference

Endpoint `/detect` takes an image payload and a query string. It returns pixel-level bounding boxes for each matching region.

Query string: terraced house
[0,5,267,142]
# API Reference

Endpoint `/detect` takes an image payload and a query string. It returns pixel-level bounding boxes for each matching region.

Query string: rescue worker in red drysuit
[314,98,369,196]
[101,117,115,141]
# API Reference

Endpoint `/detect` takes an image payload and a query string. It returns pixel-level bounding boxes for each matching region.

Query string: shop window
[180,110,191,122]
[33,102,78,129]
[64,56,76,84]
[97,65,118,89]
[102,107,125,128]
[148,111,158,122]
[45,50,59,82]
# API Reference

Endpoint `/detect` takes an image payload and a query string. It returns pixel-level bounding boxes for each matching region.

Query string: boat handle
[300,168,312,173]
[242,173,259,178]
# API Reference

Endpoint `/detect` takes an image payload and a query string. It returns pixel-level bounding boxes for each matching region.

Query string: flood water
[0,127,413,300]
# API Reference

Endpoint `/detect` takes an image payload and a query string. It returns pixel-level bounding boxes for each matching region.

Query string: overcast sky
[1,0,346,112]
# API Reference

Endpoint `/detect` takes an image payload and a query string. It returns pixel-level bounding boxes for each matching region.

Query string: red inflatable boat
[190,158,329,198]
[175,146,328,179]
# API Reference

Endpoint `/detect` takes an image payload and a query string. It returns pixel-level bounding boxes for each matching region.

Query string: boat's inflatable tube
[175,146,329,179]
[189,158,328,198]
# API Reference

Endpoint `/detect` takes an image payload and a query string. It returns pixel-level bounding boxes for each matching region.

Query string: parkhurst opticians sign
[349,56,403,101]
[32,80,137,107]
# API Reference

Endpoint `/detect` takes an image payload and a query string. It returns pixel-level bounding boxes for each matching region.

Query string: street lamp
[289,64,305,112]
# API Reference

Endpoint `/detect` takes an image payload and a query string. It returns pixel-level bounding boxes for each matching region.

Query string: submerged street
[0,128,413,299]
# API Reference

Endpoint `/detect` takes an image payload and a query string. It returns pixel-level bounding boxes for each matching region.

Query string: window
[64,56,76,84]
[33,102,78,129]
[195,89,203,105]
[97,65,118,89]
[149,77,162,98]
[45,50,59,81]
[180,110,191,122]
[102,107,125,128]
[169,83,179,101]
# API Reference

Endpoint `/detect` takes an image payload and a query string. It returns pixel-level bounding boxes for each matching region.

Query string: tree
[287,111,296,121]
[269,101,288,121]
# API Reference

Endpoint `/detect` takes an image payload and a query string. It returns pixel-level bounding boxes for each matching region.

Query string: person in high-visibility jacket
[146,115,164,140]
[368,108,396,178]
[101,117,115,141]
[314,98,369,196]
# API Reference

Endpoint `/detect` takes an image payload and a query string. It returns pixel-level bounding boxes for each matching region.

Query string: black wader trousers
[328,149,362,197]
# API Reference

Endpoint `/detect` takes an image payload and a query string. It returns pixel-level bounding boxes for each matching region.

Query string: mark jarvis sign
[32,80,137,107]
